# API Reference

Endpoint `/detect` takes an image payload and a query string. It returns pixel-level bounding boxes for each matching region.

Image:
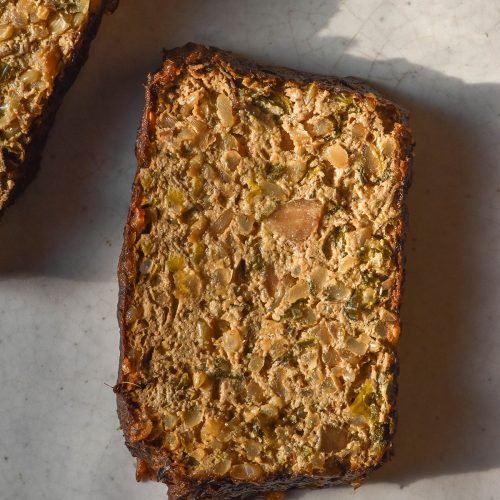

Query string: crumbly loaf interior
[122,60,405,483]
[0,0,103,207]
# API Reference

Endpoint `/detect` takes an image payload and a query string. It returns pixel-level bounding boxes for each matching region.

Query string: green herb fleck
[297,339,315,349]
[264,163,286,181]
[176,372,191,389]
[252,421,264,438]
[361,271,381,287]
[249,246,264,272]
[334,93,356,107]
[300,446,314,459]
[380,167,394,182]
[254,91,291,116]
[212,357,232,379]
[344,289,363,321]
[282,299,307,321]
[373,423,390,443]
[0,63,11,84]
[326,202,344,216]
[371,239,393,260]
[357,164,370,185]
[324,224,354,258]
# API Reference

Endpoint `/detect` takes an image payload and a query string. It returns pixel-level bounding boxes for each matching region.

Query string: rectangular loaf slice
[0,0,118,215]
[116,43,413,499]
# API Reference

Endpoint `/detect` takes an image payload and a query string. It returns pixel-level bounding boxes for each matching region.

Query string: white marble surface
[1,0,500,498]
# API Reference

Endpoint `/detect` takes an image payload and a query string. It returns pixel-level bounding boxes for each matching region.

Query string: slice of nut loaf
[0,0,118,215]
[116,43,413,499]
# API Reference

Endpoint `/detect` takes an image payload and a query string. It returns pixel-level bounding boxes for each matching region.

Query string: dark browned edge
[116,43,415,499]
[0,0,119,218]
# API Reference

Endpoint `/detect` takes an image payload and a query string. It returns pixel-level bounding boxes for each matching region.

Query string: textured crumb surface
[0,0,115,211]
[117,44,413,499]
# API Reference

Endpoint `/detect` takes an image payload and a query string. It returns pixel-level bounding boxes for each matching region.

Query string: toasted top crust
[0,0,117,212]
[116,44,413,499]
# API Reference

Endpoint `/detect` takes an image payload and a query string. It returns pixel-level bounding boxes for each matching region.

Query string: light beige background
[1,1,500,499]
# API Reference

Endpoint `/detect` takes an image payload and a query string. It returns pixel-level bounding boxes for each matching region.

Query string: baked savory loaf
[0,0,118,215]
[116,43,413,499]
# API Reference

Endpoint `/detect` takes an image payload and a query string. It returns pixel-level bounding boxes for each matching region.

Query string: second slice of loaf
[0,0,118,215]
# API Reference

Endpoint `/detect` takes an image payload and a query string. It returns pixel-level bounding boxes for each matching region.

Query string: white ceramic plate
[1,1,500,499]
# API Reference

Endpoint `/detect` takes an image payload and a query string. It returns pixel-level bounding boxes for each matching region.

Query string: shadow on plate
[0,1,181,281]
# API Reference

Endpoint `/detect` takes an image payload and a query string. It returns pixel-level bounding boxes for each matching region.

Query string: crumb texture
[117,44,412,499]
[0,0,111,210]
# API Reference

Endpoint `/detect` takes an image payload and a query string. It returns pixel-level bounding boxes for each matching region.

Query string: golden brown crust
[116,43,414,499]
[0,0,119,217]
